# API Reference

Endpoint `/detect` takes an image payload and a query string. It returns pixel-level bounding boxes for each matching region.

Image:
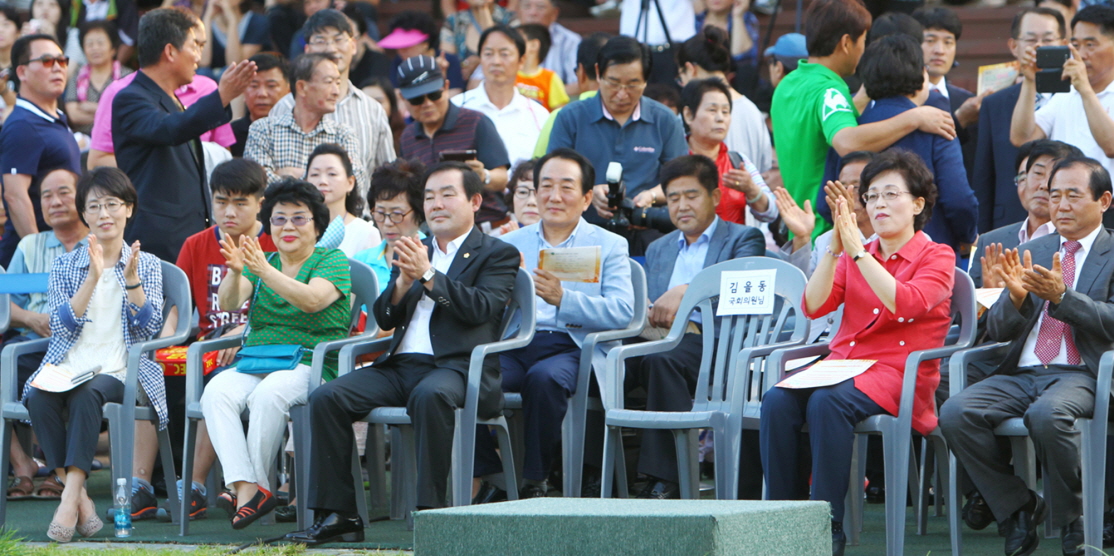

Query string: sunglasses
[23,54,69,69]
[406,89,443,106]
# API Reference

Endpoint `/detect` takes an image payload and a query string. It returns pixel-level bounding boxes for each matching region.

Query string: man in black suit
[112,8,255,262]
[287,162,520,545]
[970,139,1082,287]
[972,7,1067,234]
[940,156,1114,556]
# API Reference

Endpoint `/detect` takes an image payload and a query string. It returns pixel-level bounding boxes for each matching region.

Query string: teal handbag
[233,254,306,374]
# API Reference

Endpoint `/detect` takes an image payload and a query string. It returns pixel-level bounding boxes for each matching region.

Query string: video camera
[604,162,675,234]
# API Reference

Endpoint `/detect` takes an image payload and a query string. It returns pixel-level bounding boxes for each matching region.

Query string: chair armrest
[765,342,834,391]
[1094,351,1114,426]
[732,338,807,405]
[337,337,394,377]
[1,338,50,403]
[575,324,649,400]
[306,334,388,392]
[185,336,243,410]
[948,342,1009,398]
[894,342,975,433]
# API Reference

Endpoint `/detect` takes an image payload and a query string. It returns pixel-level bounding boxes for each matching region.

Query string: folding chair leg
[157,426,180,524]
[561,397,588,498]
[1080,420,1106,556]
[882,426,912,556]
[493,424,519,501]
[673,430,700,500]
[179,418,198,536]
[289,404,312,530]
[364,423,388,516]
[948,453,963,556]
[390,426,408,521]
[600,426,621,499]
[845,434,867,546]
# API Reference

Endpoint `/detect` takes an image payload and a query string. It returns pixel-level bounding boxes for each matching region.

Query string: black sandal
[230,487,276,530]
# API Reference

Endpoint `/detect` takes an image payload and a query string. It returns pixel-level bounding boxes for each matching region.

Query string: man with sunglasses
[398,55,512,233]
[0,34,80,268]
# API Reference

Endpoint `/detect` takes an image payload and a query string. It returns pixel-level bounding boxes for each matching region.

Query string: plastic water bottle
[114,478,132,538]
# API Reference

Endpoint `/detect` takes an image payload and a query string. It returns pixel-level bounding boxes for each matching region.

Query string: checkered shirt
[244,108,367,190]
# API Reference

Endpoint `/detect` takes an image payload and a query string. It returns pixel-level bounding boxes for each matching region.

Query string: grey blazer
[645,218,766,301]
[986,228,1114,376]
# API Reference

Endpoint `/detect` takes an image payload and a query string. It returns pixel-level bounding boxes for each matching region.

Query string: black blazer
[372,227,520,414]
[972,83,1025,234]
[946,83,978,184]
[987,229,1114,377]
[112,70,231,262]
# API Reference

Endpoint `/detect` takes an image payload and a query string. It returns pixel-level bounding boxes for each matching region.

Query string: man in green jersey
[771,0,957,239]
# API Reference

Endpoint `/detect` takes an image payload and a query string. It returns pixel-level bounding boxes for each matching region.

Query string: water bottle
[114,478,132,538]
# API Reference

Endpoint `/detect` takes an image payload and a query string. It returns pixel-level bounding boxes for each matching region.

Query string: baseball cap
[397,55,445,99]
[379,28,429,50]
[764,33,808,66]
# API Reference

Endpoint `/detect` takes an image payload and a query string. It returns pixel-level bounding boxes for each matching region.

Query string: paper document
[538,246,601,283]
[30,364,103,393]
[776,359,875,389]
[976,288,1005,310]
[977,61,1019,95]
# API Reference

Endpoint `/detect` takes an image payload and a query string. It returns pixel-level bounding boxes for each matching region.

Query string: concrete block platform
[413,498,832,556]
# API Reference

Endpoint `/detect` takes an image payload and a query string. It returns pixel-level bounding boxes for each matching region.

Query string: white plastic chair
[600,257,810,500]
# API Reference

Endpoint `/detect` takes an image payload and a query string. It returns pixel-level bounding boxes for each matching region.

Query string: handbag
[232,254,306,374]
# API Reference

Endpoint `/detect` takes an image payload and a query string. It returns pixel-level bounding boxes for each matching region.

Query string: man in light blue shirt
[472,148,634,501]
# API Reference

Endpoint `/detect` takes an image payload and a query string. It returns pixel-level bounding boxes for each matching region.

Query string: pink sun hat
[379,28,430,50]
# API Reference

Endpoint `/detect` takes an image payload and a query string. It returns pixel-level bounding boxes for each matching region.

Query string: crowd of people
[1,0,1114,555]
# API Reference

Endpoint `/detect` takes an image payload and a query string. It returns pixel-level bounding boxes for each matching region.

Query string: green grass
[0,530,411,556]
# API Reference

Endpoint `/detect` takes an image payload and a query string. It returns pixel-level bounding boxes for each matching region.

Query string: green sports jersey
[771,61,859,240]
[243,247,352,381]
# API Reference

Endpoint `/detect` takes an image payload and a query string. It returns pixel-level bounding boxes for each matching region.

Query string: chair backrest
[0,267,10,335]
[629,260,648,333]
[670,257,810,413]
[948,268,978,350]
[498,267,537,342]
[347,258,380,336]
[159,260,192,342]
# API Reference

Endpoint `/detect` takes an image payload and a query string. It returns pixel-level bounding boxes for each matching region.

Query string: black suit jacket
[968,221,1025,287]
[972,83,1025,233]
[987,229,1114,377]
[112,70,231,262]
[947,83,978,184]
[372,227,520,414]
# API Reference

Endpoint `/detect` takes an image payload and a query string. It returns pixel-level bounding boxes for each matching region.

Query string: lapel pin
[463,253,470,259]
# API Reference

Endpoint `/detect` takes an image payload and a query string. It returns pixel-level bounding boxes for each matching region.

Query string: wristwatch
[852,250,870,262]
[483,169,492,185]
[419,268,436,284]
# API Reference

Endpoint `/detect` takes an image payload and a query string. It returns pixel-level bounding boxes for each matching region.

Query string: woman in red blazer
[760,150,956,556]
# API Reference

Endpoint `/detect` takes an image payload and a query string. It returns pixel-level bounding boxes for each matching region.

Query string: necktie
[1034,240,1082,365]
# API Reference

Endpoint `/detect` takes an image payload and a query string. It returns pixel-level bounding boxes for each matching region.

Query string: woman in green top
[200,178,351,530]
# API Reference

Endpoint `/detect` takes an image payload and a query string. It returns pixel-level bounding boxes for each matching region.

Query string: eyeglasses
[270,215,313,227]
[84,200,126,214]
[602,77,646,93]
[23,54,68,69]
[862,190,912,205]
[371,208,413,223]
[1014,172,1028,187]
[406,90,443,106]
[513,187,537,199]
[307,34,351,48]
[1018,36,1062,47]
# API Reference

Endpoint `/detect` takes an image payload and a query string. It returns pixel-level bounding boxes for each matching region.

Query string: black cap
[397,55,445,100]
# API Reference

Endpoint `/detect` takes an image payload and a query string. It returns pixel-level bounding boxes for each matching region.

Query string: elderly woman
[353,158,426,296]
[305,143,380,257]
[24,167,164,543]
[200,178,352,529]
[494,158,540,236]
[760,150,955,556]
[64,20,131,134]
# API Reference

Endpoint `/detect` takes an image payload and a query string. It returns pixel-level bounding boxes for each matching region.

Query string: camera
[604,162,675,234]
[1035,45,1071,94]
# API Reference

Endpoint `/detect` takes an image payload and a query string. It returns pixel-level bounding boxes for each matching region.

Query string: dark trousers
[760,379,886,522]
[938,367,1095,527]
[475,331,580,481]
[306,354,495,511]
[25,374,123,476]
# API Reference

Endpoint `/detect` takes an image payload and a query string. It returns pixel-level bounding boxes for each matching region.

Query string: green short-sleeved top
[243,247,352,381]
[770,61,859,240]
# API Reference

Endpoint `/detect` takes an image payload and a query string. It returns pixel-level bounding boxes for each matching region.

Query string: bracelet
[826,246,842,258]
[125,282,142,290]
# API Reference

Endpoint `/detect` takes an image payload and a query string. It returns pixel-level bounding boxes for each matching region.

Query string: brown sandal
[34,475,64,500]
[6,476,33,500]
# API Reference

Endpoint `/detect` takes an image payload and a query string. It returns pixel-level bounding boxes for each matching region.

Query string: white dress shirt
[451,84,550,168]
[1017,217,1056,245]
[396,231,470,356]
[1035,79,1114,177]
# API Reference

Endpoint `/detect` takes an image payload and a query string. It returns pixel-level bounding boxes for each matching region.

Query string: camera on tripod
[604,162,674,234]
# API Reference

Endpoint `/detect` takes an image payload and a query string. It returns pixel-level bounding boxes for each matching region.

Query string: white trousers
[200,364,312,491]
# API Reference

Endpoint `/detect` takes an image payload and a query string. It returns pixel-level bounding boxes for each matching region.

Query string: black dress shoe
[285,511,364,545]
[519,484,548,499]
[471,481,507,504]
[636,480,680,500]
[275,505,297,523]
[866,483,885,504]
[1104,507,1114,548]
[1062,516,1084,556]
[832,520,846,556]
[1003,492,1046,556]
[963,490,995,531]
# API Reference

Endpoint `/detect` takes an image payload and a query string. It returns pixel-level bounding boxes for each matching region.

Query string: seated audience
[64,21,132,135]
[439,0,513,80]
[305,143,380,256]
[353,158,427,295]
[940,156,1114,556]
[380,10,465,97]
[174,158,275,518]
[358,76,404,154]
[624,154,765,500]
[531,31,608,158]
[517,0,581,96]
[1011,5,1114,178]
[472,148,633,501]
[3,168,87,502]
[200,177,352,529]
[288,162,519,544]
[245,53,365,188]
[515,23,569,111]
[63,0,138,65]
[762,150,955,556]
[24,167,166,542]
[495,158,541,235]
[230,52,290,158]
[397,54,512,232]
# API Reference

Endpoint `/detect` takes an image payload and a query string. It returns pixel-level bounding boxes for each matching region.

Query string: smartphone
[1036,68,1071,94]
[439,149,478,162]
[1035,45,1070,69]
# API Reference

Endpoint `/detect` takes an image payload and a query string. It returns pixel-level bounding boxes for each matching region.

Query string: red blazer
[804,231,955,434]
